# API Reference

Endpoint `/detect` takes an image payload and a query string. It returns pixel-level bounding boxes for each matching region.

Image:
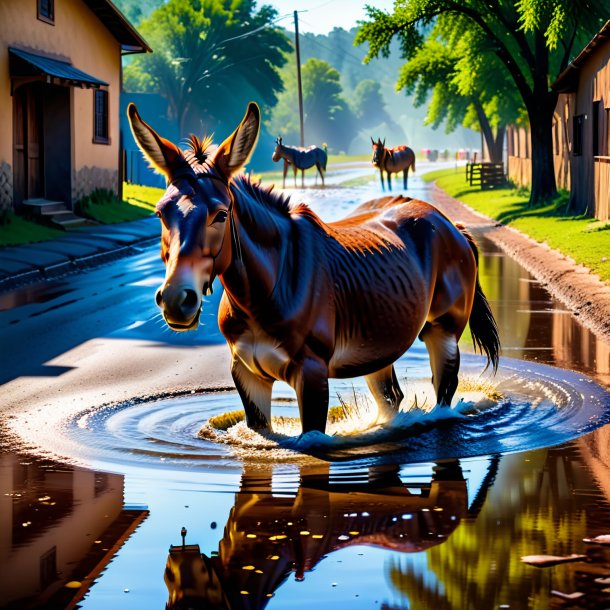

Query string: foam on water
[3,354,610,473]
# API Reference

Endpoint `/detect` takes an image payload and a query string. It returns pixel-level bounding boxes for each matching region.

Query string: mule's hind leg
[365,364,404,423]
[231,358,273,431]
[419,322,460,407]
[387,172,392,191]
[403,168,408,189]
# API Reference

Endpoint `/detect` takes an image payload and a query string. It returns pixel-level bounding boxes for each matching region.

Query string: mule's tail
[458,225,500,372]
[411,150,416,173]
[322,143,328,171]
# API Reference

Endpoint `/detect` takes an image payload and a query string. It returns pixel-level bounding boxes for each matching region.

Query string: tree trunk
[528,99,558,206]
[491,125,505,164]
[473,102,504,163]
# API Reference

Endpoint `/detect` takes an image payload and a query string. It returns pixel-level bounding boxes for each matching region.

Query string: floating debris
[583,534,610,545]
[521,554,587,567]
[550,590,584,600]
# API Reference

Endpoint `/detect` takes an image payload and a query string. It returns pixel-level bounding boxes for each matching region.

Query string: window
[573,115,584,156]
[593,101,600,156]
[37,0,54,24]
[93,89,109,144]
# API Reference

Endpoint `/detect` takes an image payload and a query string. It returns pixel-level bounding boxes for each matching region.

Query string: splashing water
[3,355,610,473]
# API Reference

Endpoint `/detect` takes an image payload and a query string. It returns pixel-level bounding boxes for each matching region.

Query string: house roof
[83,0,151,54]
[553,20,610,92]
[10,47,109,88]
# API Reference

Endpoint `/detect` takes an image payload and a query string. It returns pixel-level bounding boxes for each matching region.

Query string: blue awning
[9,47,109,89]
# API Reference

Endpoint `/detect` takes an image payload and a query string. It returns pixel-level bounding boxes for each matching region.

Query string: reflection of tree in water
[387,447,605,608]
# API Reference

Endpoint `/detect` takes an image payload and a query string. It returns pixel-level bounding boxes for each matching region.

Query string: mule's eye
[212,210,228,224]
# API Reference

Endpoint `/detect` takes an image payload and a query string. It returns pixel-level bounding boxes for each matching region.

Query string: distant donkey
[371,137,416,191]
[272,137,328,188]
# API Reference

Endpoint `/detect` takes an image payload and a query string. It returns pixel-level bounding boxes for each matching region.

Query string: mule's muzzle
[156,285,202,331]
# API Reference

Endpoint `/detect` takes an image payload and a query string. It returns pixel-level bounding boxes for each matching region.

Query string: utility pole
[294,10,305,149]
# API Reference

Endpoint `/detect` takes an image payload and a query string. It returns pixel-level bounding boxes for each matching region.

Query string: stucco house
[506,21,610,221]
[0,0,149,225]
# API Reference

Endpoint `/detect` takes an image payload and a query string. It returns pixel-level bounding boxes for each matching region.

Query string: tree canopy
[123,0,291,136]
[357,0,610,204]
[267,57,356,153]
[395,14,523,161]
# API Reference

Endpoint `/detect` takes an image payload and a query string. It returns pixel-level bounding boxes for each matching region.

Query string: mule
[371,137,416,191]
[127,102,500,435]
[272,137,327,188]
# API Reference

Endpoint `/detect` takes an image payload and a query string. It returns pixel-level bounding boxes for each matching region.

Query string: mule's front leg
[231,358,273,431]
[291,350,329,434]
[379,169,385,191]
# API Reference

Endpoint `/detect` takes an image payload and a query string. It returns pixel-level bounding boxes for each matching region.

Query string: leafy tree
[123,0,291,136]
[356,1,609,205]
[113,0,164,25]
[396,15,523,162]
[268,57,356,153]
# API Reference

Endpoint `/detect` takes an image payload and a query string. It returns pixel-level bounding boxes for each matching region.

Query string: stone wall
[0,161,13,212]
[72,166,118,204]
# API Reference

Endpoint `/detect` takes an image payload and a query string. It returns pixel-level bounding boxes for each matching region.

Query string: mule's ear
[371,136,375,145]
[127,103,183,179]
[215,102,260,179]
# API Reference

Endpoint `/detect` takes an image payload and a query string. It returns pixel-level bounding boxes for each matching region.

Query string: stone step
[23,198,68,215]
[49,211,91,229]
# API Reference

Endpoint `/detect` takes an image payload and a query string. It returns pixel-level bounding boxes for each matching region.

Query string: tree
[356,1,609,205]
[268,57,356,153]
[123,0,291,136]
[396,15,523,163]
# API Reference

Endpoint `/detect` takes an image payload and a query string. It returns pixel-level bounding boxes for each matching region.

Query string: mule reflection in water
[164,462,470,610]
[127,103,499,435]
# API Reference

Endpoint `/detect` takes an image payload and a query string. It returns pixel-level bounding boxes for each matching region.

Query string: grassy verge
[0,214,64,247]
[77,185,160,224]
[422,167,610,283]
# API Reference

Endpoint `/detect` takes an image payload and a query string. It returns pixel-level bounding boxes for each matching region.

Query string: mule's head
[127,102,260,331]
[271,136,283,162]
[371,137,385,167]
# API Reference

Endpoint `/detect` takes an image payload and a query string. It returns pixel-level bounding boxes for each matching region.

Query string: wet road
[2,170,610,609]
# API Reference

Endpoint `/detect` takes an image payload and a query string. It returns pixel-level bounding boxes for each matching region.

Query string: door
[13,84,44,207]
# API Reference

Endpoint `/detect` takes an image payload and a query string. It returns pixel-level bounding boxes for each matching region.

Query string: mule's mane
[183,134,217,174]
[232,174,293,216]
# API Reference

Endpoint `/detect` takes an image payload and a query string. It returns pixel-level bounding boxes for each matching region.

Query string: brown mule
[371,137,416,191]
[128,102,500,435]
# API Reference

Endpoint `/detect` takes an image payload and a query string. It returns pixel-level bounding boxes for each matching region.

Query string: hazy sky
[265,0,396,35]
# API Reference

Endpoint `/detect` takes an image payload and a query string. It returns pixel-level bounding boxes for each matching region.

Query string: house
[553,20,610,220]
[0,0,150,225]
[506,21,610,221]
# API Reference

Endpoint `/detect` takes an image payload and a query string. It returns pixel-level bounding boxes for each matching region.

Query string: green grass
[422,167,610,283]
[77,186,160,224]
[123,183,164,211]
[0,214,63,247]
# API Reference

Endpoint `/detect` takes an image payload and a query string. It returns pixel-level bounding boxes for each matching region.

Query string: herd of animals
[271,134,416,190]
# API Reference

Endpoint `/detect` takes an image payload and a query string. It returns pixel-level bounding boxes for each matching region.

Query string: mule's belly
[328,312,422,378]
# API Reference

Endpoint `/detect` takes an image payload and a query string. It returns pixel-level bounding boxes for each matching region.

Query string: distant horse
[371,137,416,191]
[128,101,500,435]
[272,137,327,188]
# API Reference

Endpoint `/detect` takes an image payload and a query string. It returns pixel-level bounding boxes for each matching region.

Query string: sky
[265,0,396,35]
